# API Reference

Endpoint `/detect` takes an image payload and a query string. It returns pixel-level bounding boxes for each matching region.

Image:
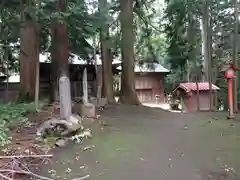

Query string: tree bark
[101,40,116,104]
[201,1,209,82]
[19,5,39,102]
[50,0,69,102]
[99,0,115,104]
[92,36,99,97]
[119,0,140,105]
[208,6,213,111]
[187,12,200,111]
[201,0,213,111]
[4,47,9,103]
[35,38,40,110]
[233,0,239,113]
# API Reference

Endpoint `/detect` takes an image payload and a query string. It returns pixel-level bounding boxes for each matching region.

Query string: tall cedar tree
[233,0,239,112]
[119,0,140,105]
[19,0,39,102]
[51,0,69,101]
[99,0,115,104]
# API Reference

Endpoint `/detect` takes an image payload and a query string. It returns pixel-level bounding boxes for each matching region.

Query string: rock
[36,116,83,138]
[55,138,67,147]
[183,124,189,130]
[79,103,96,117]
[36,118,58,137]
[69,114,83,126]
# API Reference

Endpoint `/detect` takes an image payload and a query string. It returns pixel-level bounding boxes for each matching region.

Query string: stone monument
[59,76,72,120]
[80,68,96,117]
[82,68,88,104]
[36,76,83,142]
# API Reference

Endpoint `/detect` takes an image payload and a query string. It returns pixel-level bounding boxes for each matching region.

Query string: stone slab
[78,103,96,117]
[89,97,107,107]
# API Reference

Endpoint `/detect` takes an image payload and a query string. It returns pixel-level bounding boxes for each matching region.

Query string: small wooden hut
[173,82,220,112]
[117,63,169,103]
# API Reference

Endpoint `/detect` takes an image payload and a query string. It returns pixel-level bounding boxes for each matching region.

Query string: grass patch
[0,102,43,146]
[90,130,146,165]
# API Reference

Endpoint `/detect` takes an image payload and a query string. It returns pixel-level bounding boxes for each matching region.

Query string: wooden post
[224,65,235,119]
[181,96,183,113]
[214,92,218,111]
[228,78,234,119]
[188,92,192,113]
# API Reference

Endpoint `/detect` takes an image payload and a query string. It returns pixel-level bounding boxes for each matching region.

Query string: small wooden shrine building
[173,82,220,112]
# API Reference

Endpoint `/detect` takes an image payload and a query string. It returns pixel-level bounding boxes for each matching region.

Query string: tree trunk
[186,60,190,82]
[201,0,213,111]
[35,38,40,110]
[101,41,116,104]
[50,0,69,102]
[19,16,39,102]
[233,0,239,113]
[92,36,100,98]
[208,7,213,111]
[119,0,140,105]
[196,82,200,111]
[201,1,209,82]
[99,0,115,104]
[4,47,9,103]
[187,12,199,110]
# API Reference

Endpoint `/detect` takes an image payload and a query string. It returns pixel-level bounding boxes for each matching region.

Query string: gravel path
[40,105,240,180]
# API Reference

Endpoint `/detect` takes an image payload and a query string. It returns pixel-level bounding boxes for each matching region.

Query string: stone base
[89,97,107,107]
[227,115,235,119]
[79,103,96,117]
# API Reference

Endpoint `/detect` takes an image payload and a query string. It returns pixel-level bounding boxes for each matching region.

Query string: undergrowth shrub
[0,103,37,146]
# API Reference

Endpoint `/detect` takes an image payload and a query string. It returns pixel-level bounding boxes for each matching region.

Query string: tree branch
[0,154,53,159]
[0,169,53,180]
[0,173,13,180]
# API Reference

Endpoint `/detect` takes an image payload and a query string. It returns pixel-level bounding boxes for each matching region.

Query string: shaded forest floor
[0,105,229,179]
[37,105,240,180]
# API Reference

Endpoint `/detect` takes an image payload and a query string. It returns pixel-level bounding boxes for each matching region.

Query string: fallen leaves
[72,174,90,180]
[82,145,95,152]
[0,141,53,180]
[140,157,149,162]
[65,168,72,173]
[0,154,53,180]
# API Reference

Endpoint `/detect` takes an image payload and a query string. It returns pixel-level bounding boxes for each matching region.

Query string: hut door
[137,89,153,102]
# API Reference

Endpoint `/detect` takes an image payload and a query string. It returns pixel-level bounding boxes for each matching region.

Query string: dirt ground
[40,105,240,180]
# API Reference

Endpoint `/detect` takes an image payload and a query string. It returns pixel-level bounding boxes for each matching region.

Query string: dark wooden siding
[0,81,95,103]
[0,63,97,103]
[0,82,49,103]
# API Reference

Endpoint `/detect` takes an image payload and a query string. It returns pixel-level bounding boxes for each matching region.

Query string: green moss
[43,136,58,148]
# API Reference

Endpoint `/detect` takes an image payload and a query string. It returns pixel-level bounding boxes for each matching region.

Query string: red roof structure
[174,82,220,93]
